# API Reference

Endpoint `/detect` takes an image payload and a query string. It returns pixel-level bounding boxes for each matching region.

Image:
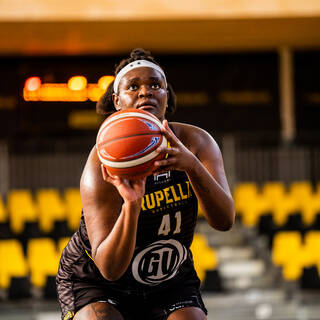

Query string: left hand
[101,165,146,205]
[153,120,197,174]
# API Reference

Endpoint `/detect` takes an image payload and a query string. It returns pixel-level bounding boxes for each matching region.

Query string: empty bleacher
[233,180,320,290]
[2,179,320,302]
[0,186,225,300]
[0,188,82,300]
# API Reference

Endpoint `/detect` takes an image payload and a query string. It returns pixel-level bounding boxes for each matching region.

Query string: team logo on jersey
[153,171,171,182]
[132,239,187,285]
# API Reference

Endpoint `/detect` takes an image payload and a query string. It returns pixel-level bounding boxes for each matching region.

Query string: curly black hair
[96,48,177,116]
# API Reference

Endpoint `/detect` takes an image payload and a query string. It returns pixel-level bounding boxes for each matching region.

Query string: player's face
[113,67,168,121]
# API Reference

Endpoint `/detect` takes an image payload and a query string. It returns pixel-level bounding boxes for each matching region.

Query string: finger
[101,164,120,184]
[121,178,131,187]
[156,146,178,156]
[154,157,175,167]
[101,164,109,181]
[160,120,180,145]
[132,176,147,188]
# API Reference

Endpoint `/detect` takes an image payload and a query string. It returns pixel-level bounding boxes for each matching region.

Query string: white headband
[113,59,167,93]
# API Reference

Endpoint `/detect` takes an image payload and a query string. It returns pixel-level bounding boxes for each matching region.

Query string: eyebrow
[149,76,162,81]
[126,76,163,83]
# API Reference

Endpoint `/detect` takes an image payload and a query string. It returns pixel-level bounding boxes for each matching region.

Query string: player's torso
[77,170,198,288]
[137,170,197,247]
[130,170,198,286]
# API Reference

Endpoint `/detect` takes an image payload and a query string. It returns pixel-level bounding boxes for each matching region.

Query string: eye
[128,84,138,91]
[151,83,160,89]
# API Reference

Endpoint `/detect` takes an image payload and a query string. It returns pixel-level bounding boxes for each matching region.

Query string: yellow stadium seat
[0,194,7,223]
[0,239,28,289]
[36,189,66,233]
[289,181,313,207]
[233,183,259,216]
[303,231,320,267]
[64,188,82,231]
[272,194,299,226]
[240,194,270,227]
[27,238,60,288]
[261,182,286,202]
[7,189,38,234]
[272,231,303,266]
[282,260,304,281]
[301,195,320,226]
[272,231,306,281]
[190,233,217,281]
[58,237,70,256]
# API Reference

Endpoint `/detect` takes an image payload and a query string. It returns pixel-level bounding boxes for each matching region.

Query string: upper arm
[182,124,232,197]
[80,147,122,256]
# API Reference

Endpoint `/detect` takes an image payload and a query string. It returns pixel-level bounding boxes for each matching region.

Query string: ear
[112,93,121,111]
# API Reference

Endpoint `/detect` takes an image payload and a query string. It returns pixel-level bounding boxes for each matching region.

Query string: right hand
[101,165,146,205]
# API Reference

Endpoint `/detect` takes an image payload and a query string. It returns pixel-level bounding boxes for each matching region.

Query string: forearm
[93,200,141,281]
[186,157,235,231]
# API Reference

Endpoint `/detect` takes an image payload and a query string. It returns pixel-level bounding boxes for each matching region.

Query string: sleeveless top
[61,170,199,294]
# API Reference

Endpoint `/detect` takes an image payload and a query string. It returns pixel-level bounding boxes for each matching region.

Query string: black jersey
[57,170,201,318]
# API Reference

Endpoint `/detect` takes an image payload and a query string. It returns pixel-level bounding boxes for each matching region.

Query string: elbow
[210,216,234,231]
[209,198,235,231]
[92,250,126,281]
[102,272,122,282]
[100,267,125,282]
[221,198,236,231]
[218,216,234,231]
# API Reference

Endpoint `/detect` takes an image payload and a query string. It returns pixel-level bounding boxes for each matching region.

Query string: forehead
[120,67,165,82]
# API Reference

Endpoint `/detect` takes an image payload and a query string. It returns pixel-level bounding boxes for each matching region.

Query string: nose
[138,85,152,98]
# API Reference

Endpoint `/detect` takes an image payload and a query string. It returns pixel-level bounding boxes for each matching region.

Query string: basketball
[96,108,168,179]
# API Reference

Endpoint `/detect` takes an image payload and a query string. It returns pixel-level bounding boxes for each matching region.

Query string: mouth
[137,103,157,111]
[138,105,155,111]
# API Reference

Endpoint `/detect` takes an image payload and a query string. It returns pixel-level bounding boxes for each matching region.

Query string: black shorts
[57,232,207,320]
[58,272,207,320]
[70,282,207,320]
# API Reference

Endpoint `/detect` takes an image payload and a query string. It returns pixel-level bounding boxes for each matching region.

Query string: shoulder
[169,122,220,157]
[80,146,102,191]
[80,146,120,205]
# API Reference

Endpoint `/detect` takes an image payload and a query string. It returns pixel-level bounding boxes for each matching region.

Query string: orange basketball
[96,108,167,179]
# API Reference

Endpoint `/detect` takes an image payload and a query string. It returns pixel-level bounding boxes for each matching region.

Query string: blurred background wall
[1,0,320,192]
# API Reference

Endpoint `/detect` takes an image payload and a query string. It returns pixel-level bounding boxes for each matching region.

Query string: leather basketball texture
[96,108,167,179]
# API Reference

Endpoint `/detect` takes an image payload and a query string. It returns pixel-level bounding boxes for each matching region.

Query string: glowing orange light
[98,76,115,91]
[68,76,87,91]
[23,75,114,102]
[87,84,104,102]
[25,77,41,91]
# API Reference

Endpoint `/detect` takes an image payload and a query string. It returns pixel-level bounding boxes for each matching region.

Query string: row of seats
[272,230,320,281]
[191,233,218,281]
[0,233,221,299]
[234,181,320,289]
[1,188,212,238]
[233,181,320,228]
[0,237,69,298]
[190,233,223,292]
[0,188,82,236]
[0,187,218,240]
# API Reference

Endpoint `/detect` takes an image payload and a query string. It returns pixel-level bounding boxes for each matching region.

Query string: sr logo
[132,239,187,285]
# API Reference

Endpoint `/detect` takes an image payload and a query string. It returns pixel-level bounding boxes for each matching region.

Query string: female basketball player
[56,48,235,320]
